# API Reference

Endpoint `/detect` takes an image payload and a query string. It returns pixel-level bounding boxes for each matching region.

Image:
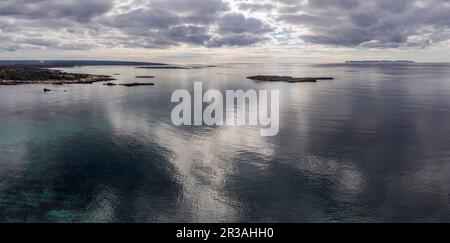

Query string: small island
[247,75,334,83]
[103,82,155,87]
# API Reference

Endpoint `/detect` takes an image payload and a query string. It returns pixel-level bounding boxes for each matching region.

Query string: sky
[1,0,450,64]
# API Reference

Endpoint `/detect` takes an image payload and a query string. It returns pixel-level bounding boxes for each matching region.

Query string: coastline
[0,66,114,86]
[0,75,115,86]
[0,60,170,86]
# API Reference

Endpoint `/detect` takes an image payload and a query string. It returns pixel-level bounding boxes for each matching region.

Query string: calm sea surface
[1,63,450,222]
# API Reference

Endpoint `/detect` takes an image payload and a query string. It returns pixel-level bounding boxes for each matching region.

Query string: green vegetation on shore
[0,67,114,85]
[0,68,89,81]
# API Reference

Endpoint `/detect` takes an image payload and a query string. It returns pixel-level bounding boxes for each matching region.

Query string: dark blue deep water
[1,63,449,222]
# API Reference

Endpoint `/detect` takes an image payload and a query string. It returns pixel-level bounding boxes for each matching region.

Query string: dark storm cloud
[1,0,450,51]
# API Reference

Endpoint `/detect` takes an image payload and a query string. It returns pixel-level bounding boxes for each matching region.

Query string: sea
[0,63,449,222]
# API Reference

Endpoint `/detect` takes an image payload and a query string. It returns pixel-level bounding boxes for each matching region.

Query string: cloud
[1,0,450,52]
[238,2,276,12]
[216,13,273,35]
[276,0,450,48]
[98,0,272,48]
[208,34,270,47]
[0,0,113,22]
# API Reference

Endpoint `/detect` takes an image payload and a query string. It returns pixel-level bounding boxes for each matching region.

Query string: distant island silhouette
[345,60,416,64]
[0,60,167,68]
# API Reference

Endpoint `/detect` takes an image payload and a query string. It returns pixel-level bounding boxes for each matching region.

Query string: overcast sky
[1,0,450,63]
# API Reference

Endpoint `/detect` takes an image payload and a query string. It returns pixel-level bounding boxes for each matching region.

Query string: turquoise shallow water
[1,63,450,222]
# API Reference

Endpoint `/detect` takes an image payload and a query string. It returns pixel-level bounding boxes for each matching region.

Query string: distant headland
[0,60,167,68]
[345,60,416,64]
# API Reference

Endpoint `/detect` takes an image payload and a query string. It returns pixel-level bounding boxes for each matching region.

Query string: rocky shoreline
[0,67,114,85]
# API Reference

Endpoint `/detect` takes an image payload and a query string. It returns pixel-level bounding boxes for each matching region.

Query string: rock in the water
[136,76,155,78]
